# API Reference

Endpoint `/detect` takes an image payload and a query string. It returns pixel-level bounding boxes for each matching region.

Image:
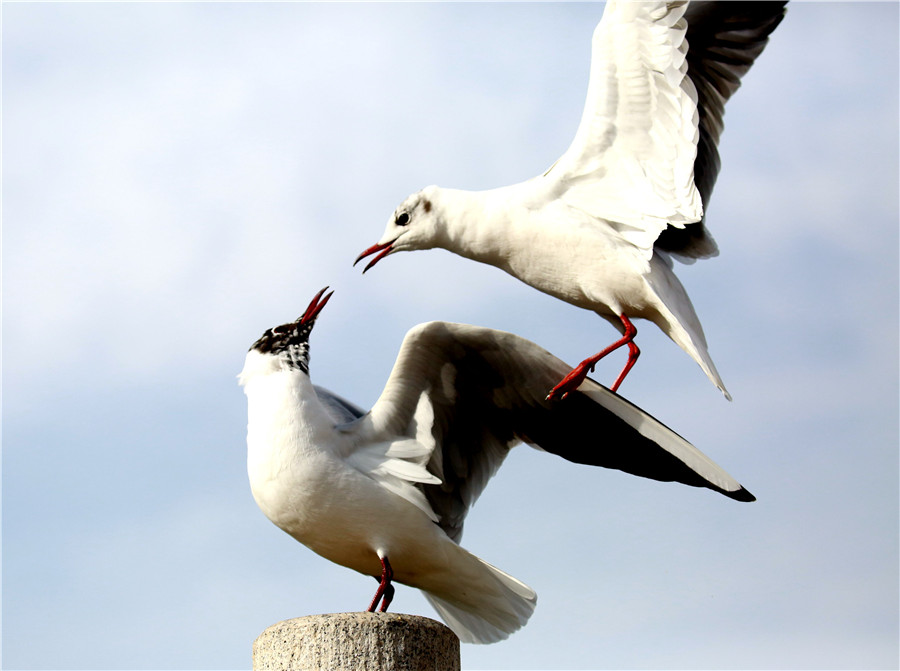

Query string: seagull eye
[396,212,410,226]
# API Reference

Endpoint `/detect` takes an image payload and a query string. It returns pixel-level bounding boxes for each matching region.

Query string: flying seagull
[356,1,787,401]
[239,288,755,644]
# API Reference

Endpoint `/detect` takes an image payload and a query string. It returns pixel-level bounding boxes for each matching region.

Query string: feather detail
[346,440,442,522]
[548,0,703,249]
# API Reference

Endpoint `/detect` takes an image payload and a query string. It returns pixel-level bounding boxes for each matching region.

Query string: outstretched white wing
[353,321,754,544]
[544,1,787,260]
[546,0,702,253]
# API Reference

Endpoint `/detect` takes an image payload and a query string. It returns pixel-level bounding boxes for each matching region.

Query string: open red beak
[299,287,334,325]
[354,241,394,273]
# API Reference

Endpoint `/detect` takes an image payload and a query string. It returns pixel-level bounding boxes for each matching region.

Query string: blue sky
[2,2,898,669]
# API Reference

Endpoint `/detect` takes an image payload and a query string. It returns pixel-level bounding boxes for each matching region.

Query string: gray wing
[655,0,787,260]
[368,322,754,544]
[315,385,366,423]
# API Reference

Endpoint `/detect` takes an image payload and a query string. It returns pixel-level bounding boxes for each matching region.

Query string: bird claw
[549,316,640,400]
[546,368,588,402]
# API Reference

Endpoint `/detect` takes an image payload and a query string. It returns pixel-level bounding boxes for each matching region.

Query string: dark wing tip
[723,486,756,503]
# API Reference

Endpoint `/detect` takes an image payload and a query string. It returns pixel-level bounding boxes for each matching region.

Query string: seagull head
[244,287,333,377]
[354,186,441,273]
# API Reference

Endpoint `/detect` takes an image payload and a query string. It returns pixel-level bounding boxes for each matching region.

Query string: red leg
[367,555,394,613]
[380,582,395,613]
[610,340,640,392]
[547,315,639,400]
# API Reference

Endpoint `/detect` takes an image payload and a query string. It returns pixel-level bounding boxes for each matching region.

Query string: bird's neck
[432,186,518,266]
[243,365,333,470]
[242,364,343,531]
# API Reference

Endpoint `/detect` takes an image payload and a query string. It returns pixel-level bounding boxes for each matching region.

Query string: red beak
[299,287,334,325]
[354,241,394,273]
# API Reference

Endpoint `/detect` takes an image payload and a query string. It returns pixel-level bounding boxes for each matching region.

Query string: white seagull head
[355,186,442,272]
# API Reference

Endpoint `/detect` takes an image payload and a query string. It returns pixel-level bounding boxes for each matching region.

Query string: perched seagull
[356,1,787,401]
[239,287,755,644]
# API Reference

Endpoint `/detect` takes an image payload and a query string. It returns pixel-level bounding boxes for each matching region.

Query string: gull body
[357,1,787,400]
[240,289,754,644]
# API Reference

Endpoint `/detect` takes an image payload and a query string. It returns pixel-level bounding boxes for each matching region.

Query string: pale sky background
[2,2,898,670]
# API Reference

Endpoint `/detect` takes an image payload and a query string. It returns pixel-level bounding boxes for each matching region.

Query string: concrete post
[252,612,461,671]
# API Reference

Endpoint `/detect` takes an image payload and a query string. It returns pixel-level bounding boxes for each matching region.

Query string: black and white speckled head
[248,287,333,374]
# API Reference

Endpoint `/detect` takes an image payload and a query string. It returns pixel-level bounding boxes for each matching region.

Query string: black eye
[396,212,410,226]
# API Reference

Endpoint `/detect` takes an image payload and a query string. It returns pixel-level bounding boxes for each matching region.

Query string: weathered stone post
[252,612,461,671]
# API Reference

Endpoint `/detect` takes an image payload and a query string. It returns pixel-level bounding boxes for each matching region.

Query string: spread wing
[544,1,786,260]
[655,0,788,260]
[545,0,702,254]
[362,321,754,543]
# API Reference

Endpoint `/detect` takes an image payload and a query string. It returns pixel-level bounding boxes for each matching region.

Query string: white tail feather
[646,254,731,399]
[422,556,537,644]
